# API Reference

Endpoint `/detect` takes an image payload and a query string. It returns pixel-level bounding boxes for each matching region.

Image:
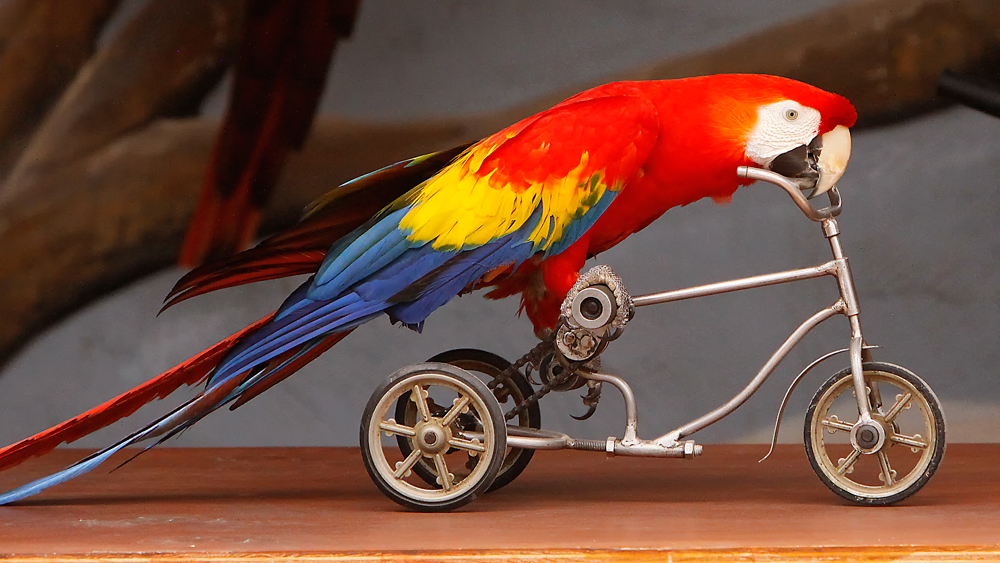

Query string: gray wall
[1,0,998,450]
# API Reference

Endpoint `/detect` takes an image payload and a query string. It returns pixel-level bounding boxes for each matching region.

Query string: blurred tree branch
[0,0,119,175]
[0,0,997,365]
[1,0,239,201]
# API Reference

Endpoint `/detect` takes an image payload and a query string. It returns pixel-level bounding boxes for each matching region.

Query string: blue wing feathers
[212,206,545,384]
[387,237,534,325]
[311,208,415,300]
[211,247,454,383]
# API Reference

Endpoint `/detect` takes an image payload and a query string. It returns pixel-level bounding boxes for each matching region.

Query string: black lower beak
[766,136,823,198]
[766,126,852,199]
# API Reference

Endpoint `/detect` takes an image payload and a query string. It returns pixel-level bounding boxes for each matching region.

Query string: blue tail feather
[218,292,356,369]
[0,386,228,505]
[0,441,134,504]
[213,305,380,382]
[212,242,460,383]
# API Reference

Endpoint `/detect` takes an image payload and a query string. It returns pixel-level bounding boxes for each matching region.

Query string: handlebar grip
[938,70,1000,119]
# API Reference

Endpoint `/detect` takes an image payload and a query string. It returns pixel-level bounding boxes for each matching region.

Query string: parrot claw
[571,403,598,421]
[572,381,603,420]
[524,364,543,386]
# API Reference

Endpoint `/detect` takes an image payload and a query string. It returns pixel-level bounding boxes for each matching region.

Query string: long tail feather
[0,314,275,473]
[0,328,351,505]
[0,376,243,505]
[0,439,135,504]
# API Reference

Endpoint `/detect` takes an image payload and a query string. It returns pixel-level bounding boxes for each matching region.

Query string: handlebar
[938,70,1000,120]
[737,167,842,221]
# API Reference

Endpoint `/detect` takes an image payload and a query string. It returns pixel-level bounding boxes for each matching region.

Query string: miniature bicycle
[359,167,946,511]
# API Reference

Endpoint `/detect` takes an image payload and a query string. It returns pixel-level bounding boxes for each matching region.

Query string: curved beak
[765,124,852,199]
[812,125,852,198]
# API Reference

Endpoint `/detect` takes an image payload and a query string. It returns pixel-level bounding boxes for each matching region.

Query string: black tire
[804,362,946,506]
[360,362,506,512]
[394,349,540,492]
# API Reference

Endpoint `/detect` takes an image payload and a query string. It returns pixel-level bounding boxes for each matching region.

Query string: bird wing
[209,89,660,384]
[312,87,661,299]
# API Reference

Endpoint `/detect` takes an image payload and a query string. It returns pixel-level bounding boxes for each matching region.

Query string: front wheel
[361,363,507,512]
[804,362,945,506]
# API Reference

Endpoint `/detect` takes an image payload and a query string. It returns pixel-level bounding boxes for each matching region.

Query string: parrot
[0,74,856,504]
[180,0,362,266]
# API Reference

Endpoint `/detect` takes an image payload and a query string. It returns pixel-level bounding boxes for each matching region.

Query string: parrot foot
[561,264,635,332]
[556,265,634,362]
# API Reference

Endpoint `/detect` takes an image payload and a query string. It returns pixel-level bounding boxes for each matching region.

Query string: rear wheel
[395,349,540,492]
[361,363,506,511]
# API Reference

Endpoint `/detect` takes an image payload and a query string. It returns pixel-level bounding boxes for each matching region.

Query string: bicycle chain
[484,334,580,422]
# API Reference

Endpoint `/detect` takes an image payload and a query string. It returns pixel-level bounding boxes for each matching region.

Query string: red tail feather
[0,314,275,472]
[164,251,326,311]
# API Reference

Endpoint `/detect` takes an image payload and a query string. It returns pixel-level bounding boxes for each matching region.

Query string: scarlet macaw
[0,74,856,503]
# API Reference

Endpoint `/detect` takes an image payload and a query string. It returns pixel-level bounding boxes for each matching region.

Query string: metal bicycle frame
[502,167,877,458]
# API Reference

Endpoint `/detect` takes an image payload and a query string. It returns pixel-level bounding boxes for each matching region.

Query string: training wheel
[394,349,540,493]
[804,362,945,505]
[361,362,507,511]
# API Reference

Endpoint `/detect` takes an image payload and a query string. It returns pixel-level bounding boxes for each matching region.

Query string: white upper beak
[812,125,852,197]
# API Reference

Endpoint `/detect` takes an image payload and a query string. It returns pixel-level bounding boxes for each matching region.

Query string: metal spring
[571,439,607,451]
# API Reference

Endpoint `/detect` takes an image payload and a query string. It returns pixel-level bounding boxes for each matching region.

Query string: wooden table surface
[0,444,997,561]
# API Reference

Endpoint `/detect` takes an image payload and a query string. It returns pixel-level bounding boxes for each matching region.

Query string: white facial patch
[744,100,822,166]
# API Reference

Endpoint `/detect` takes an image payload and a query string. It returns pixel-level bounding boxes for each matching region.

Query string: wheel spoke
[868,380,884,411]
[877,451,898,485]
[392,449,423,479]
[448,436,486,453]
[883,392,913,423]
[836,449,861,475]
[890,432,928,449]
[440,394,472,426]
[493,379,513,403]
[411,384,431,422]
[379,419,416,437]
[433,454,453,491]
[821,415,853,433]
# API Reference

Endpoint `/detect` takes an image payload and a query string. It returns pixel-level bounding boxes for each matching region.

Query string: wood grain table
[0,444,997,561]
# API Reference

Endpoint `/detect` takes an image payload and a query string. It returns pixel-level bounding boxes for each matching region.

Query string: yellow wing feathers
[398,88,660,253]
[398,145,613,252]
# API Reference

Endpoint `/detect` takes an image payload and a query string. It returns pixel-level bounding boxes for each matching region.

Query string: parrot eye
[784,108,799,121]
